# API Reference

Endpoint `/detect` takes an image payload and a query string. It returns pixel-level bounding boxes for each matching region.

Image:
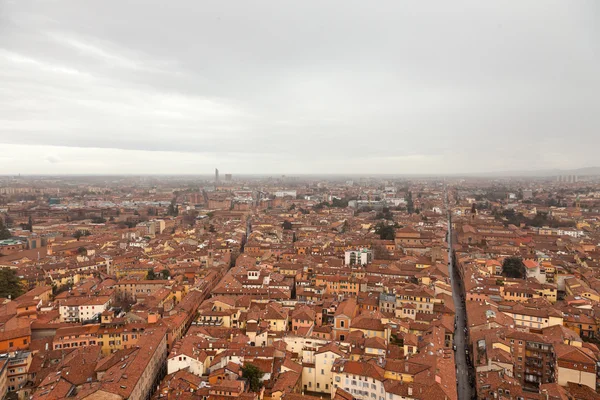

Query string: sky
[0,1,599,175]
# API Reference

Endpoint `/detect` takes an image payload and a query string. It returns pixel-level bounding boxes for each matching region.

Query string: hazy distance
[1,0,599,175]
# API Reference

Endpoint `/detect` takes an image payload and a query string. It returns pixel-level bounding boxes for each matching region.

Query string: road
[446,191,473,400]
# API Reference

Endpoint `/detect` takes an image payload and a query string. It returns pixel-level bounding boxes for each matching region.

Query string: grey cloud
[0,0,599,174]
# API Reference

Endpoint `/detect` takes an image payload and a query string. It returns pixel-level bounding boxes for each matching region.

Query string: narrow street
[446,192,473,400]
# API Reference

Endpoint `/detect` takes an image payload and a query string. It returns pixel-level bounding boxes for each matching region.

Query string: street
[446,193,474,400]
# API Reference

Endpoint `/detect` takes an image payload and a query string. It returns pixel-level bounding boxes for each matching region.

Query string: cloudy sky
[0,1,598,175]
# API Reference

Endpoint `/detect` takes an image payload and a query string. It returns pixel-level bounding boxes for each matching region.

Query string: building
[554,343,597,390]
[344,249,373,266]
[0,239,26,256]
[4,351,32,394]
[331,359,386,400]
[274,190,297,198]
[507,331,555,391]
[58,295,111,323]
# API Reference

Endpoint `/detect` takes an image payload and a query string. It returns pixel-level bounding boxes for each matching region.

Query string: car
[453,345,457,351]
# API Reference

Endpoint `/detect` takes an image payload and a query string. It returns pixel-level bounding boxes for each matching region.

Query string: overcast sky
[0,1,599,175]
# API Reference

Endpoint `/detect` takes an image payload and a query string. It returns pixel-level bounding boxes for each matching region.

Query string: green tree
[73,229,90,241]
[331,197,349,208]
[0,218,11,240]
[375,207,393,220]
[77,247,87,256]
[502,257,526,279]
[167,198,179,216]
[161,269,170,279]
[0,269,24,299]
[242,363,264,392]
[146,269,156,280]
[282,220,293,230]
[375,222,395,240]
[406,192,414,214]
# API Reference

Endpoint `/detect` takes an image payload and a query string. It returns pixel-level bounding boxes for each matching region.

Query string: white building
[345,249,373,266]
[167,351,207,376]
[59,295,111,323]
[274,190,297,198]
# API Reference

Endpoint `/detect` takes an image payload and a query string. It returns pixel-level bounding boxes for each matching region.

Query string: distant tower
[576,195,581,209]
[215,168,219,183]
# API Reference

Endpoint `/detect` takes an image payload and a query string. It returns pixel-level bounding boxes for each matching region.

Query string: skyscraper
[215,168,219,183]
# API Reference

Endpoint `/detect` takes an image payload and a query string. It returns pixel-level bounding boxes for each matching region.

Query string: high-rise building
[225,174,232,181]
[215,168,219,182]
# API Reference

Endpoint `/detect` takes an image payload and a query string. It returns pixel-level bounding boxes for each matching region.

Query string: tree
[0,218,11,240]
[77,247,87,256]
[161,269,170,279]
[502,257,526,279]
[374,222,395,240]
[113,291,135,312]
[27,216,33,231]
[146,269,156,280]
[73,229,90,241]
[0,269,24,299]
[167,198,179,216]
[183,213,197,227]
[406,192,414,214]
[242,363,264,392]
[313,202,327,211]
[91,217,106,224]
[282,220,293,230]
[331,197,349,208]
[375,208,393,221]
[372,243,392,260]
[288,204,296,211]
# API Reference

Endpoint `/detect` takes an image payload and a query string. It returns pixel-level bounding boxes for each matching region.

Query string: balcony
[195,318,223,326]
[526,343,551,352]
[525,368,543,376]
